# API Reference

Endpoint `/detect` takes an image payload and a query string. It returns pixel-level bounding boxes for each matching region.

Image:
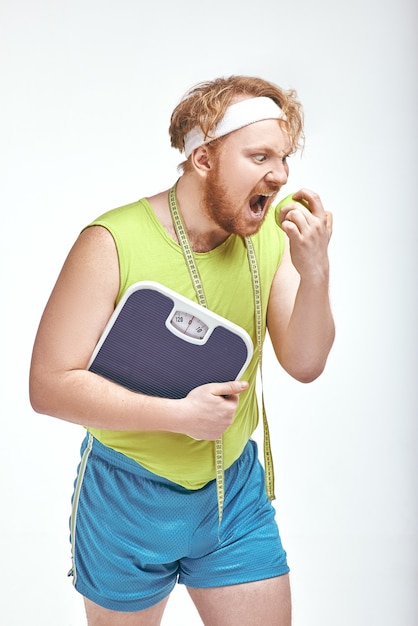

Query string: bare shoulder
[56,225,119,295]
[67,224,118,270]
[31,225,120,370]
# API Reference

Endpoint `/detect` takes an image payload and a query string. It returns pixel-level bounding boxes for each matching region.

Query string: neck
[173,175,229,252]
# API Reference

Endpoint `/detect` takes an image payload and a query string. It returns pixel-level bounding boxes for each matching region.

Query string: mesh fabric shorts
[69,433,289,612]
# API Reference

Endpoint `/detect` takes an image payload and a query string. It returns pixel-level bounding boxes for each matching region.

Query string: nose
[265,159,289,186]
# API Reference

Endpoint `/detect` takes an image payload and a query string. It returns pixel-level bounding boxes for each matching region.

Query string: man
[30,75,334,625]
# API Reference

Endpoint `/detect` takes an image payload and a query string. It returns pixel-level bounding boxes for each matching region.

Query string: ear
[191,145,213,176]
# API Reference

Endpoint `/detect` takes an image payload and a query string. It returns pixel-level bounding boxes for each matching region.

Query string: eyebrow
[245,143,292,158]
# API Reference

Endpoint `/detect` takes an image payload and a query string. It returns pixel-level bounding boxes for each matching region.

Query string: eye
[254,154,267,163]
[282,155,289,164]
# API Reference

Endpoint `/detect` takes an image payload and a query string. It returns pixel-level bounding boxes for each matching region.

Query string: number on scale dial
[170,310,209,340]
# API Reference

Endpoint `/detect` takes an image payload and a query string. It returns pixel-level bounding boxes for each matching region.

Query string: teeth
[250,192,276,215]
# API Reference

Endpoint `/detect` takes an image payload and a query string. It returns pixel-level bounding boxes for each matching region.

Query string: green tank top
[86,196,285,489]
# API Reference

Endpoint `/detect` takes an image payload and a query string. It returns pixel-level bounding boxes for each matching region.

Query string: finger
[279,205,311,228]
[292,189,325,217]
[210,380,249,398]
[276,194,308,224]
[326,211,333,237]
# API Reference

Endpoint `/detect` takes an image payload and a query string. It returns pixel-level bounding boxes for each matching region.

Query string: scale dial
[169,310,209,340]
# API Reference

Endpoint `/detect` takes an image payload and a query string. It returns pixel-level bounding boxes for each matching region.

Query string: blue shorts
[69,433,289,612]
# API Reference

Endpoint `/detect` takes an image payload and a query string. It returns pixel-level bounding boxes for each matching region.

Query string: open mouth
[249,193,274,216]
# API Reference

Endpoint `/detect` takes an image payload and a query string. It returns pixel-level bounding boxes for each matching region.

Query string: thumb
[211,380,249,397]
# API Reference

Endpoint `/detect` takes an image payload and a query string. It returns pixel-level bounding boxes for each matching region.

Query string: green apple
[274,193,309,226]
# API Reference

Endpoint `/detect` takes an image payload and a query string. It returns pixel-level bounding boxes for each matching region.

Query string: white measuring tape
[168,184,275,533]
[245,236,275,502]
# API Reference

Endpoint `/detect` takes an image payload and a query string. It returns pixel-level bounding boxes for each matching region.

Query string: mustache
[251,185,281,197]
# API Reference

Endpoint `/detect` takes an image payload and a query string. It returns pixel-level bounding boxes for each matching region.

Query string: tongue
[250,195,263,214]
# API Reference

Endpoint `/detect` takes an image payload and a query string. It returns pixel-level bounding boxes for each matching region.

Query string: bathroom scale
[87,280,253,399]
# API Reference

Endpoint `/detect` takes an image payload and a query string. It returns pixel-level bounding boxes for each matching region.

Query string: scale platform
[88,281,253,399]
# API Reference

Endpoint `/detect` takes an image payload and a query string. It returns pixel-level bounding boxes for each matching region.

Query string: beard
[201,162,278,238]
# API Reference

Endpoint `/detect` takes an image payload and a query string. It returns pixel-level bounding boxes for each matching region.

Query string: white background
[1,0,417,624]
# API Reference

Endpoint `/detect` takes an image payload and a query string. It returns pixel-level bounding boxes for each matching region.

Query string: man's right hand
[177,380,249,440]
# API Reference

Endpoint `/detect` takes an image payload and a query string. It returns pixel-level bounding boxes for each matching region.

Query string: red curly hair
[169,75,304,165]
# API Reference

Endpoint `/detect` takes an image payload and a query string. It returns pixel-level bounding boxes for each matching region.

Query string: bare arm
[29,226,247,439]
[267,189,335,382]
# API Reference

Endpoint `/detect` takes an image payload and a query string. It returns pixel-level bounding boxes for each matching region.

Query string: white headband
[183,96,286,158]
